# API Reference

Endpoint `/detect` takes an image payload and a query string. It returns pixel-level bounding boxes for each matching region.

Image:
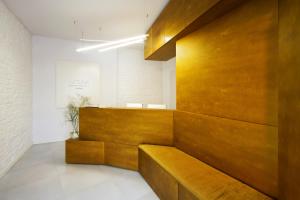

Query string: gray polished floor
[0,142,159,200]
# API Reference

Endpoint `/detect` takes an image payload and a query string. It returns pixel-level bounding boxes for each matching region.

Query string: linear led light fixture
[79,38,110,43]
[98,39,144,53]
[76,34,148,52]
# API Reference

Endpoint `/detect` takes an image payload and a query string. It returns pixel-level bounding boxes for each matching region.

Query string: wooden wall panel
[104,142,138,170]
[151,15,166,53]
[144,28,152,58]
[178,185,198,200]
[163,0,186,41]
[139,148,178,200]
[146,40,176,61]
[183,0,219,27]
[174,111,278,198]
[278,0,300,199]
[144,0,246,61]
[65,139,104,164]
[79,108,173,146]
[176,0,278,126]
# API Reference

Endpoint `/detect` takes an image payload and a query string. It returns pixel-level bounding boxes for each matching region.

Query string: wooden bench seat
[139,145,272,200]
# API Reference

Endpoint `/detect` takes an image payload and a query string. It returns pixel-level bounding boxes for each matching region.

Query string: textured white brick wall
[0,1,32,178]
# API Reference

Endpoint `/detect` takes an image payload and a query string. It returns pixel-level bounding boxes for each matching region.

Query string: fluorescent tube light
[76,34,148,52]
[98,39,144,52]
[80,39,110,43]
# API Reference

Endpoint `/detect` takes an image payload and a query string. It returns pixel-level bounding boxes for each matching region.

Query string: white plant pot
[71,131,78,139]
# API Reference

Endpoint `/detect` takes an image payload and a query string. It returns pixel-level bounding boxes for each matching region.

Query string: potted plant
[66,96,90,139]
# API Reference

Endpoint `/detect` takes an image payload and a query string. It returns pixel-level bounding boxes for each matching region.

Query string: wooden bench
[74,107,277,199]
[139,145,272,200]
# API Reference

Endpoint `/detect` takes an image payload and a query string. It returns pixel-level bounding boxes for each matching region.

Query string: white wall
[163,57,176,109]
[117,48,163,106]
[0,1,32,178]
[32,36,170,144]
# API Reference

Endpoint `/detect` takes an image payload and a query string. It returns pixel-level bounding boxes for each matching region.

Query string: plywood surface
[278,0,300,199]
[178,185,198,200]
[79,107,173,146]
[162,0,187,40]
[139,148,178,200]
[144,0,220,60]
[176,0,278,126]
[65,139,104,164]
[104,142,138,170]
[174,111,278,198]
[140,144,272,200]
[144,28,153,58]
[145,0,245,61]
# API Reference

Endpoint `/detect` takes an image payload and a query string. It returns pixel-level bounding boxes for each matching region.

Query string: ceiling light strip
[80,39,110,43]
[76,34,148,52]
[98,39,144,53]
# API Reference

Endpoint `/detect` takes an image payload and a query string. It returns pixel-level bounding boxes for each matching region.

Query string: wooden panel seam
[176,110,278,127]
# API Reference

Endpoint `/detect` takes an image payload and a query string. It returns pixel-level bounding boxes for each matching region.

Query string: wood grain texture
[162,0,188,40]
[151,12,166,53]
[139,148,178,200]
[144,0,220,60]
[178,185,198,200]
[278,0,300,199]
[144,0,245,61]
[176,0,278,126]
[174,111,278,198]
[140,145,272,200]
[79,107,173,146]
[104,142,138,170]
[144,28,152,59]
[65,139,104,164]
[146,40,176,61]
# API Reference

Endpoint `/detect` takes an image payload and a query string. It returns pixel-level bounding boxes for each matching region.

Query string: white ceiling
[4,0,169,41]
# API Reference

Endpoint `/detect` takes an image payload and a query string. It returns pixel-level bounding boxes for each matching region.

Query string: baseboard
[33,137,69,145]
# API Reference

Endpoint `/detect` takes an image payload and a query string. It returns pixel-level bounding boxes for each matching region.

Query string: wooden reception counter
[65,107,275,199]
[66,107,174,170]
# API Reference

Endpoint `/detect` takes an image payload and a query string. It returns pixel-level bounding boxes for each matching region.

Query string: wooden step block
[65,139,104,164]
[104,142,138,170]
